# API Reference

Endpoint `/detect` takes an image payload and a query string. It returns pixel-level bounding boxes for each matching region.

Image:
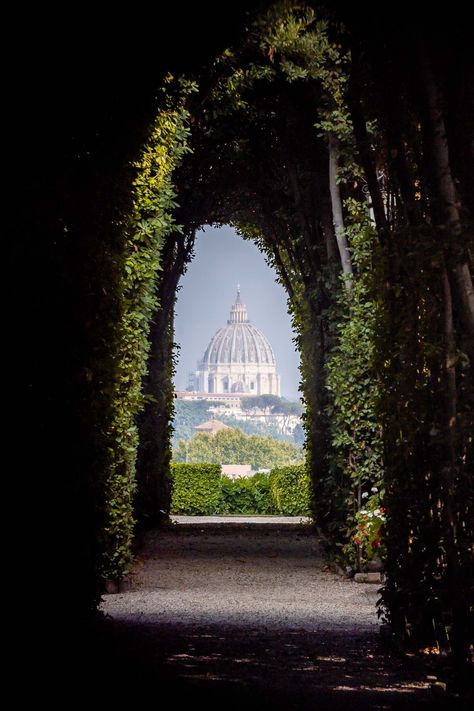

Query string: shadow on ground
[65,617,470,709]
[66,525,469,709]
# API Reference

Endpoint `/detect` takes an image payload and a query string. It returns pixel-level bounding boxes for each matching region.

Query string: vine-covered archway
[49,3,472,672]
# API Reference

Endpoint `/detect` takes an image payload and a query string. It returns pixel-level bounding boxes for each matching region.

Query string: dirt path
[97,524,463,708]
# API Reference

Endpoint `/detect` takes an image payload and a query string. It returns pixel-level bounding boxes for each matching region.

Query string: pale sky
[173,225,301,401]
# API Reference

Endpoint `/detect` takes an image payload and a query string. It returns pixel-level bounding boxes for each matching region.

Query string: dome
[192,286,281,397]
[200,287,276,367]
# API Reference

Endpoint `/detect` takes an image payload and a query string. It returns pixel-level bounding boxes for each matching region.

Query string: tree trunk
[328,135,353,291]
[440,266,469,670]
[419,49,474,338]
[321,200,339,267]
[347,48,388,237]
[454,262,474,338]
[418,43,473,673]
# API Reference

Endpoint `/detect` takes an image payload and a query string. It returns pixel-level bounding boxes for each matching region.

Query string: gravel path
[98,524,463,709]
[170,515,311,524]
[104,524,379,631]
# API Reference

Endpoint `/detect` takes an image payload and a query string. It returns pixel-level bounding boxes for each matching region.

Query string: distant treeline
[172,396,304,446]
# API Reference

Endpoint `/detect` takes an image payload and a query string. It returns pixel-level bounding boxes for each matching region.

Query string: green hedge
[217,473,275,515]
[269,465,312,516]
[170,464,311,516]
[170,463,221,515]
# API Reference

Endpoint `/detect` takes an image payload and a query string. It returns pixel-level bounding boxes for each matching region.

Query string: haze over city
[173,225,301,401]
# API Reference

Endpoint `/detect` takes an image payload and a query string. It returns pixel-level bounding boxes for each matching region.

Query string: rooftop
[195,419,231,435]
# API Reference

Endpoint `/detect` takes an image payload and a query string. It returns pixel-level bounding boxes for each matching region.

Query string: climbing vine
[99,78,195,579]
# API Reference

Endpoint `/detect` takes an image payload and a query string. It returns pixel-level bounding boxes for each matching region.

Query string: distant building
[221,464,252,479]
[194,419,231,436]
[175,391,243,408]
[188,286,281,396]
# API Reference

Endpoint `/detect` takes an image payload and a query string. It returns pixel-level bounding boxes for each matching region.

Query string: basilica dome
[201,290,276,366]
[192,287,281,397]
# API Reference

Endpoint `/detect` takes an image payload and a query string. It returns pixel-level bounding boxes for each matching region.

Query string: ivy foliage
[377,226,474,655]
[100,78,196,579]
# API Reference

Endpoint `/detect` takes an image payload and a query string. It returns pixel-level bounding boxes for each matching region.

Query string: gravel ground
[103,524,379,631]
[98,524,466,709]
[170,515,311,524]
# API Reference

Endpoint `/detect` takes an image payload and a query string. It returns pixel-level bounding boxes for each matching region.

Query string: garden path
[95,523,460,708]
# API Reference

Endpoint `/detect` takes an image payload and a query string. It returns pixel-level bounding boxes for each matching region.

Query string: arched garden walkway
[23,2,472,702]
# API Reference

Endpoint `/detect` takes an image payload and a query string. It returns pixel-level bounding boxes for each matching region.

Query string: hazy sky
[173,225,301,400]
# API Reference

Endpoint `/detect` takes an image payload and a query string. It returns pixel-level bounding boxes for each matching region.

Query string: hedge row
[269,466,312,516]
[170,463,311,516]
[170,463,222,515]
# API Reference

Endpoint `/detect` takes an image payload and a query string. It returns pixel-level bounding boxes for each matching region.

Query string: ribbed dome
[201,287,276,366]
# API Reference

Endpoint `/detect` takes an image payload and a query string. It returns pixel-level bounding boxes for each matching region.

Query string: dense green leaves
[217,473,275,515]
[100,80,195,579]
[326,214,384,565]
[170,465,310,516]
[170,463,222,515]
[93,1,472,668]
[269,466,312,516]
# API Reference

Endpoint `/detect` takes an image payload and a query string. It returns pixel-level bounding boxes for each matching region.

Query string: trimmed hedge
[170,463,221,515]
[170,464,311,516]
[217,473,275,515]
[269,466,312,516]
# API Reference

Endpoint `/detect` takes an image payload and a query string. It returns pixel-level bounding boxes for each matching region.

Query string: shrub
[269,465,311,516]
[249,472,275,514]
[217,473,275,515]
[170,463,221,515]
[217,477,255,514]
[351,490,386,564]
[170,464,311,516]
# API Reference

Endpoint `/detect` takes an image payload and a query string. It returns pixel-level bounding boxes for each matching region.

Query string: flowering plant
[353,489,386,563]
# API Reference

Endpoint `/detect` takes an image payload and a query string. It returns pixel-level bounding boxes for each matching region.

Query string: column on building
[276,373,281,397]
[199,370,209,393]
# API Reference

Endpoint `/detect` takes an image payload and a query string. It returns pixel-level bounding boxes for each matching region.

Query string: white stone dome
[192,286,281,397]
[201,288,276,366]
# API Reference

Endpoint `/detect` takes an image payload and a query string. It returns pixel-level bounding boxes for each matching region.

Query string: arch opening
[129,18,473,665]
[51,3,473,667]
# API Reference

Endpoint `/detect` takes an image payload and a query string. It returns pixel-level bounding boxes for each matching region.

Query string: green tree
[172,398,301,445]
[173,427,303,471]
[241,394,283,413]
[171,399,215,444]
